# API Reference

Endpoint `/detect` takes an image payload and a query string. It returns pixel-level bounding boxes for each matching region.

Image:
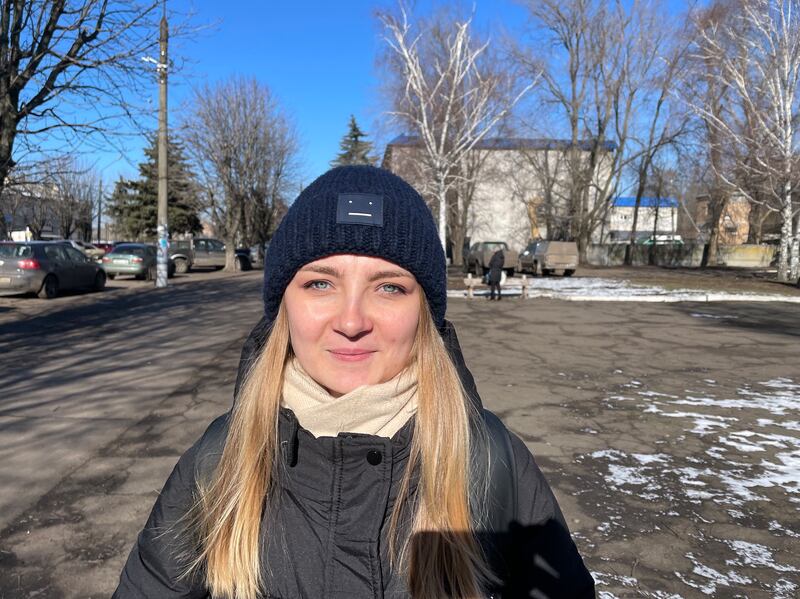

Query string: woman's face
[283,254,422,397]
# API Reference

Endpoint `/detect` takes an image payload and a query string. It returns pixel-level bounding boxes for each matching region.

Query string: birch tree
[379,3,536,253]
[689,0,800,281]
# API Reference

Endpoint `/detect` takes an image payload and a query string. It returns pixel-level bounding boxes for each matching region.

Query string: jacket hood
[232,316,483,412]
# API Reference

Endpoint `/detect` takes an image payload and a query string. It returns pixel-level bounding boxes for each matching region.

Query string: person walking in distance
[488,248,504,300]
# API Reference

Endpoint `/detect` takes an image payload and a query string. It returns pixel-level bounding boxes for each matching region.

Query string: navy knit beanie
[263,165,447,329]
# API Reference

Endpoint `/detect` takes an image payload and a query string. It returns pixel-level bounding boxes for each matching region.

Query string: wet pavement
[0,278,798,597]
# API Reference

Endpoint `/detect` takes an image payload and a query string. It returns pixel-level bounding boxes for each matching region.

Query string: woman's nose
[333,295,373,339]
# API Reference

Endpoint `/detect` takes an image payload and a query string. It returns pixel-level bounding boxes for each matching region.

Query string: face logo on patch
[336,193,384,227]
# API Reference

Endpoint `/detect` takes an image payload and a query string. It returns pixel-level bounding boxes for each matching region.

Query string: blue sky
[107,0,530,186]
[106,0,694,188]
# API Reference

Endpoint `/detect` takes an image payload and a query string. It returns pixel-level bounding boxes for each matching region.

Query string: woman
[113,166,594,598]
[487,249,504,301]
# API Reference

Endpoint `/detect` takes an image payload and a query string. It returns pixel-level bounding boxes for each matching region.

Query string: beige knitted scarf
[280,357,418,438]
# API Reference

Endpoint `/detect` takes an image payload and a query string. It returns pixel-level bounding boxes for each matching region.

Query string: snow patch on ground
[594,378,800,506]
[583,377,800,595]
[447,277,800,302]
[725,540,799,573]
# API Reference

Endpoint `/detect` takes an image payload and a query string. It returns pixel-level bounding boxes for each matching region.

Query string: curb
[447,289,800,303]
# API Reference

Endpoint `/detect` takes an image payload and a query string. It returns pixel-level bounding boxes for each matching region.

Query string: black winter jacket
[113,319,595,598]
[488,251,504,284]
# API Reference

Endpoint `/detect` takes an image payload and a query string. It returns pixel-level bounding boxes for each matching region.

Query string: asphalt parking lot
[1,271,798,598]
[0,267,248,322]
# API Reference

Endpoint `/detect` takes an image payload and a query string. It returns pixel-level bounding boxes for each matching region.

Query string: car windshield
[111,245,146,256]
[484,242,507,251]
[0,243,32,258]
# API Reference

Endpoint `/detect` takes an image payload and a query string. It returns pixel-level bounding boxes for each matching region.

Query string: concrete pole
[96,181,102,243]
[156,8,169,288]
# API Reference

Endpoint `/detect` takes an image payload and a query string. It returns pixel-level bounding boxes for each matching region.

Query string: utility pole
[156,4,169,288]
[96,180,103,243]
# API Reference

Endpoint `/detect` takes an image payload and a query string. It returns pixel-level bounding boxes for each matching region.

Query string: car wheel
[173,258,188,274]
[107,274,116,280]
[93,271,106,291]
[564,269,575,277]
[38,275,59,299]
[542,268,552,276]
[505,268,515,278]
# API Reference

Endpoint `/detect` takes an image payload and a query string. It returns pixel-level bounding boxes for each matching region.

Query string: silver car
[0,241,107,299]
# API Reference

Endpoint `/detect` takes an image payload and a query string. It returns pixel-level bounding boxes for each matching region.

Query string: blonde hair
[188,293,490,598]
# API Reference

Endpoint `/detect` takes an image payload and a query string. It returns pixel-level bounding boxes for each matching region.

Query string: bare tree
[33,159,99,240]
[516,0,667,261]
[0,1,192,232]
[240,114,299,261]
[184,77,299,271]
[624,20,693,264]
[378,2,536,253]
[687,0,800,281]
[513,142,572,241]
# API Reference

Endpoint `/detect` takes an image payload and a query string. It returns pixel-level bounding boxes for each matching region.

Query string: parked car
[100,243,175,280]
[94,241,117,255]
[464,241,518,277]
[518,240,578,276]
[170,237,252,273]
[0,241,106,299]
[239,242,269,269]
[58,239,106,260]
[638,234,684,246]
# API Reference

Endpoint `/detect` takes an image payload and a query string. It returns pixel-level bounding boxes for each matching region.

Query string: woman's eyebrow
[300,265,342,277]
[368,269,413,282]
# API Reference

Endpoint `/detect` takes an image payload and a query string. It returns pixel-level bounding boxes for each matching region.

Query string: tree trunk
[790,210,799,282]
[577,225,590,264]
[436,174,447,257]
[649,202,660,266]
[702,192,727,268]
[777,181,792,281]
[224,237,237,271]
[625,176,648,266]
[0,110,15,240]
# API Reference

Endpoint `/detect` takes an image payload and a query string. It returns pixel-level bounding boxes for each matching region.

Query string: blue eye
[381,283,405,294]
[306,280,331,290]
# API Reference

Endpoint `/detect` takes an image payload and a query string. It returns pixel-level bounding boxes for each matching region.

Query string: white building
[604,197,678,242]
[382,135,616,255]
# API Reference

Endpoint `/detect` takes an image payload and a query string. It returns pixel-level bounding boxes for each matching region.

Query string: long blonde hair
[188,293,491,598]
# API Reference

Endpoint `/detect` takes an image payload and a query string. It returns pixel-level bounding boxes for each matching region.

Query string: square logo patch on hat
[337,193,384,227]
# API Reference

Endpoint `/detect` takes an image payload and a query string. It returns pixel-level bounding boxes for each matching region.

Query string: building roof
[387,134,618,153]
[613,196,678,208]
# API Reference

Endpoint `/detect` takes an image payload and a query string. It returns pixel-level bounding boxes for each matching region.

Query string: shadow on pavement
[670,301,800,338]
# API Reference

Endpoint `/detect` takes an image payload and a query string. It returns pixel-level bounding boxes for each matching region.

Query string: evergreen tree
[331,115,376,167]
[107,135,202,240]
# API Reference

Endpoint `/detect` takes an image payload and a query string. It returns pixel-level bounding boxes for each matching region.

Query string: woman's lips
[328,349,376,362]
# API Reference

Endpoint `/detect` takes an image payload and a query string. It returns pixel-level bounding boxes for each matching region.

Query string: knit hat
[263,165,447,329]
